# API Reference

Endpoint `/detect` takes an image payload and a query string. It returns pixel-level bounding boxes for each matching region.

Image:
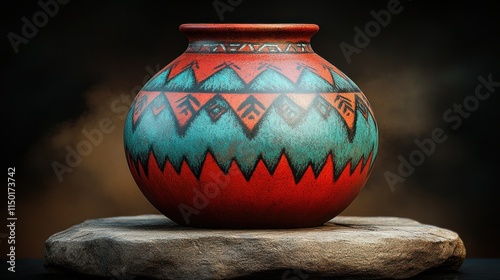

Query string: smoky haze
[2,0,499,259]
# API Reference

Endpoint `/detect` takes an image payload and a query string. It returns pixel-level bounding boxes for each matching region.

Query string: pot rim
[179,23,319,43]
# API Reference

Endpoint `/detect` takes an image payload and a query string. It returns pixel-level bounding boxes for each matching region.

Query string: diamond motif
[315,96,333,119]
[275,96,304,125]
[206,97,229,121]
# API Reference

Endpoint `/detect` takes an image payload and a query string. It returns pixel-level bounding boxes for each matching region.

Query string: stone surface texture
[44,215,465,280]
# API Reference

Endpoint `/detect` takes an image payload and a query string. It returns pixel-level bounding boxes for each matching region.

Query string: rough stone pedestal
[44,215,465,280]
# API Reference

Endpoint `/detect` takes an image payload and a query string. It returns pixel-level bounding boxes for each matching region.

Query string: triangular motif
[192,59,238,83]
[165,93,215,127]
[228,60,267,84]
[165,66,196,91]
[198,65,246,92]
[221,93,279,132]
[248,69,296,92]
[167,60,197,80]
[330,70,359,92]
[296,68,334,92]
[355,93,375,120]
[133,91,161,125]
[143,69,170,91]
[320,93,356,133]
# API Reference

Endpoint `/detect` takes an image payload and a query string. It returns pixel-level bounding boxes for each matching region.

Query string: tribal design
[186,42,313,53]
[124,54,378,183]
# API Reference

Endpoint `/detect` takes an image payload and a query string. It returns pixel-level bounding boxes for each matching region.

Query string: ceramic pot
[124,24,378,228]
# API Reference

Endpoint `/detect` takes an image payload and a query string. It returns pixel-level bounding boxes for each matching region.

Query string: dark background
[1,0,499,261]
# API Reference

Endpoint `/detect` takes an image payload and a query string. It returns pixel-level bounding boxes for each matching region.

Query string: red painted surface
[128,152,374,228]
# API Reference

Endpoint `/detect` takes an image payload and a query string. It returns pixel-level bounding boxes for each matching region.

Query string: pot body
[124,24,378,228]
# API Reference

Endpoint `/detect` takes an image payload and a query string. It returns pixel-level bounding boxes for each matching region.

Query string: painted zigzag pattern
[124,58,378,182]
[124,95,378,182]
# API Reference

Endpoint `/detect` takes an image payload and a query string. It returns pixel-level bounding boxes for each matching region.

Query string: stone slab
[43,215,465,279]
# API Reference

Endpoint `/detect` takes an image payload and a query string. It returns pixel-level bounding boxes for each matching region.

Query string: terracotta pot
[124,24,378,228]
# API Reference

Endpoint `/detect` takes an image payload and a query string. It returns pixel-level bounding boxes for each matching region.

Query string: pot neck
[180,23,318,54]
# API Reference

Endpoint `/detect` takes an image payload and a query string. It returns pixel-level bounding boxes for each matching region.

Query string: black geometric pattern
[274,96,304,125]
[206,96,229,121]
